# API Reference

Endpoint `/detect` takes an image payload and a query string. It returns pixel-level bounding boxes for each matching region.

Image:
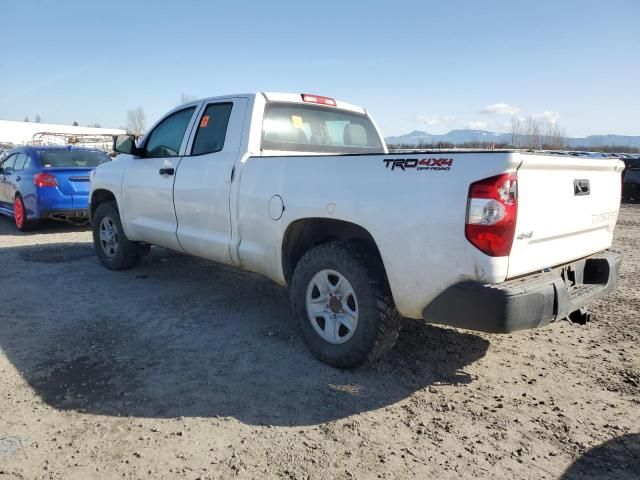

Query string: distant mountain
[385,129,640,149]
[571,134,640,148]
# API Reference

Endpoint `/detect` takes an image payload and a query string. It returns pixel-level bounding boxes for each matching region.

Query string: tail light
[465,173,517,257]
[33,172,58,187]
[301,93,337,106]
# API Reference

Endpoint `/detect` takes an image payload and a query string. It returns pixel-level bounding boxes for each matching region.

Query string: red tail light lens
[33,172,58,187]
[301,93,337,106]
[465,173,517,257]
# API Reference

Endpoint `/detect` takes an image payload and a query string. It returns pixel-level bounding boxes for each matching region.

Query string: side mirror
[114,134,142,156]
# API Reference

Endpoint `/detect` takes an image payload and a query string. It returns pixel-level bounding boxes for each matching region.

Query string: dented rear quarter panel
[233,151,522,319]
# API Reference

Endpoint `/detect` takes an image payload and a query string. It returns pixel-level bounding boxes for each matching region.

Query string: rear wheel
[289,241,401,368]
[13,195,36,232]
[92,202,142,270]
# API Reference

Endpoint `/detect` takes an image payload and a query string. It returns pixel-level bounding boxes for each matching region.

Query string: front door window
[143,107,196,158]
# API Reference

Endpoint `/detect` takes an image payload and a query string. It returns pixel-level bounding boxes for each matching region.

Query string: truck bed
[234,151,623,318]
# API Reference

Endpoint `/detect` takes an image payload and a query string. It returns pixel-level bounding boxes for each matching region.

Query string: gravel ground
[0,206,638,479]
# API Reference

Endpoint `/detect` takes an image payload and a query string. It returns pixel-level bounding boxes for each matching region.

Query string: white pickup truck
[89,92,623,368]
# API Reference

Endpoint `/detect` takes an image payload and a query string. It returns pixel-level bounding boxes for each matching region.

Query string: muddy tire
[289,241,401,368]
[92,201,142,270]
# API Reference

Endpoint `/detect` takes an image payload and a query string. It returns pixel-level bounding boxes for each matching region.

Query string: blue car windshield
[38,149,110,168]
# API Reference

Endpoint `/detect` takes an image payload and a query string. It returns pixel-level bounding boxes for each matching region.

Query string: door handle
[159,167,175,176]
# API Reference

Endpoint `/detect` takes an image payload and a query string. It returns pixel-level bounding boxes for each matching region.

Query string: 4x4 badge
[384,158,453,171]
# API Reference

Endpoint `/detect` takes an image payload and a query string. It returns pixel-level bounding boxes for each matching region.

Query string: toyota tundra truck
[89,92,623,368]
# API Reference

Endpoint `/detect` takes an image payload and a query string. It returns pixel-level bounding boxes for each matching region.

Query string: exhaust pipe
[49,213,68,222]
[48,213,89,226]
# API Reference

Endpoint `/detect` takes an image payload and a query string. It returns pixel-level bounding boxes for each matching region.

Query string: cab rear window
[38,149,110,168]
[261,103,384,154]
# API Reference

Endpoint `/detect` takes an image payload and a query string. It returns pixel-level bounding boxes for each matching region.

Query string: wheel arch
[90,189,118,222]
[281,217,389,286]
[12,191,40,222]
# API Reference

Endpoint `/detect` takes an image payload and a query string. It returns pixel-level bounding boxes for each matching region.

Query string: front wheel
[92,202,142,270]
[289,242,401,368]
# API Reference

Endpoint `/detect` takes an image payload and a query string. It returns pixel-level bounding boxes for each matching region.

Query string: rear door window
[261,103,384,154]
[191,103,233,155]
[144,107,196,158]
[23,154,33,170]
[13,153,27,171]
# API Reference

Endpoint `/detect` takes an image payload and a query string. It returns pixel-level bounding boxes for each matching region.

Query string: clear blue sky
[1,0,638,137]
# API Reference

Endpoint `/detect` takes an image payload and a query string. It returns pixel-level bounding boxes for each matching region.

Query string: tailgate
[507,155,624,278]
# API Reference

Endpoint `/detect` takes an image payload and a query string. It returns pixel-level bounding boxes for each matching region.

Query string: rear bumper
[422,250,621,333]
[36,190,89,220]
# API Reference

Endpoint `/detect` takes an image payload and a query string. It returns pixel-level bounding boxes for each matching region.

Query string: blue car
[0,145,111,231]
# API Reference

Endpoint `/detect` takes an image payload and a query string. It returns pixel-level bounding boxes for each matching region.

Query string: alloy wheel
[99,216,119,258]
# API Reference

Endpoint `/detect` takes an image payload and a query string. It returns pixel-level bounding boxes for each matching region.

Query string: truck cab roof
[178,92,367,115]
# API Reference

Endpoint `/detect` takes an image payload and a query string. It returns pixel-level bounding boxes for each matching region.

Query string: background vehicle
[622,157,640,202]
[90,92,624,368]
[0,145,111,231]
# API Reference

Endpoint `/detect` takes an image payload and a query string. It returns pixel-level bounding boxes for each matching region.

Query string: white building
[0,120,126,151]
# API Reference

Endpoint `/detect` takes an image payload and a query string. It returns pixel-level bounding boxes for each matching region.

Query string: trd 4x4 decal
[384,158,453,171]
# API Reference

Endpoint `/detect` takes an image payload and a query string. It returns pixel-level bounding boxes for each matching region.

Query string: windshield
[261,103,384,154]
[37,149,111,168]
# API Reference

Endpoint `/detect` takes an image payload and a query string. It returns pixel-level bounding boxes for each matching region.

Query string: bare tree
[511,116,566,150]
[511,117,523,148]
[35,114,41,123]
[523,116,541,149]
[126,107,147,136]
[72,121,79,126]
[541,121,566,149]
[24,116,29,122]
[179,93,197,105]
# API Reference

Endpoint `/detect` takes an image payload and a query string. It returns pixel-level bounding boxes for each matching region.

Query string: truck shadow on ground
[0,242,489,427]
[561,434,640,480]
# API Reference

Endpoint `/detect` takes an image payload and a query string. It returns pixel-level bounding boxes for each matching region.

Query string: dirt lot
[0,206,638,479]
